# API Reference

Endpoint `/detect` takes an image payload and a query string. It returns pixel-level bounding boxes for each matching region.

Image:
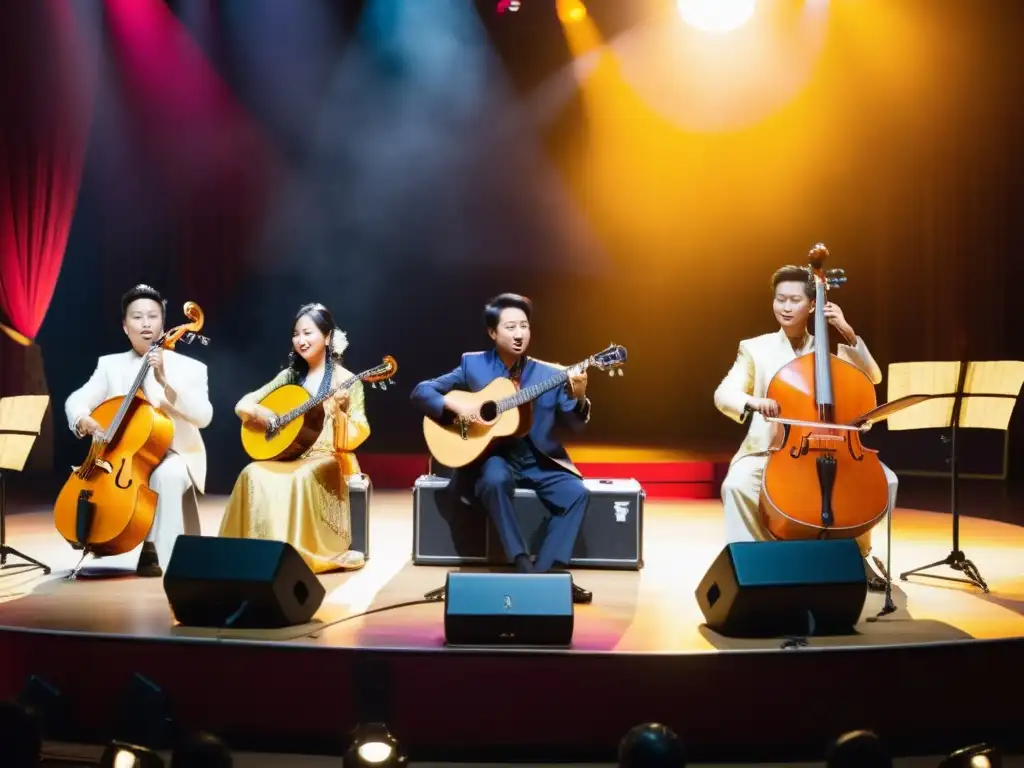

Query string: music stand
[883,360,1024,593]
[0,395,52,575]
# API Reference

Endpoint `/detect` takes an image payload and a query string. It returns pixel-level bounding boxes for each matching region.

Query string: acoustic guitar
[240,356,397,461]
[422,344,627,468]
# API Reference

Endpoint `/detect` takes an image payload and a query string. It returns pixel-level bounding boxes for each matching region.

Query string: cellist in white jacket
[64,285,212,576]
[713,265,895,589]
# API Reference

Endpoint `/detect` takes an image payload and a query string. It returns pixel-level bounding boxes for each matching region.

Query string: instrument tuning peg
[608,370,615,377]
[618,369,624,376]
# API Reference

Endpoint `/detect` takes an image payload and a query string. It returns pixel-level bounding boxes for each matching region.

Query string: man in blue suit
[411,293,594,603]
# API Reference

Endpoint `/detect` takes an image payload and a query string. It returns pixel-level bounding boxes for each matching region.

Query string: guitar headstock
[589,344,627,377]
[364,355,398,390]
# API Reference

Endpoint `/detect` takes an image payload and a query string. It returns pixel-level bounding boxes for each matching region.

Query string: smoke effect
[243,0,608,279]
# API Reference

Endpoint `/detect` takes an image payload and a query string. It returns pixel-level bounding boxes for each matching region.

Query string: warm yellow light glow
[677,0,756,33]
[0,322,31,346]
[557,0,587,24]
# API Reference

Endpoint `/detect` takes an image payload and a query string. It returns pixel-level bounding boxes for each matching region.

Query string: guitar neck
[496,361,585,414]
[278,372,361,427]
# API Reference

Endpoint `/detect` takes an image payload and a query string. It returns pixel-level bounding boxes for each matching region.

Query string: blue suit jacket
[411,349,592,480]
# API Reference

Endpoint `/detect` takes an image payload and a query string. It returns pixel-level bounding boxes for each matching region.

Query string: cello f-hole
[114,458,133,490]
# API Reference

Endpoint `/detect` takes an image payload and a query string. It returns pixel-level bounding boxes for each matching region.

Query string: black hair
[617,723,686,768]
[483,293,533,330]
[121,284,167,319]
[771,265,814,300]
[286,302,342,380]
[171,731,233,768]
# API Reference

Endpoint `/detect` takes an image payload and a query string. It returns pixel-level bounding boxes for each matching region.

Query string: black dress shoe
[572,582,592,604]
[136,542,163,578]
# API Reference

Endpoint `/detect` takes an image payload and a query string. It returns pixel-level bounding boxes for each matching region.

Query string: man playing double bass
[714,265,894,590]
[64,285,213,577]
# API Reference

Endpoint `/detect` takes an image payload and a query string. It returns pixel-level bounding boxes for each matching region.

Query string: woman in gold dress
[218,303,369,572]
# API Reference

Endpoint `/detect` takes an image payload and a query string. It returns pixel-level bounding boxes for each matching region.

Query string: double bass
[53,302,208,571]
[759,244,889,542]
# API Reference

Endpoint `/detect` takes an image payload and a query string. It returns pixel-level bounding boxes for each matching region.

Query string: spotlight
[343,723,407,768]
[116,674,174,751]
[677,0,756,33]
[0,699,42,768]
[17,675,71,741]
[939,744,1002,768]
[825,730,891,768]
[618,722,686,768]
[557,0,587,23]
[100,741,164,768]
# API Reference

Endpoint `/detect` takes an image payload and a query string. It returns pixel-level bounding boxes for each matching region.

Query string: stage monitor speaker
[163,536,325,629]
[444,572,574,647]
[695,539,867,637]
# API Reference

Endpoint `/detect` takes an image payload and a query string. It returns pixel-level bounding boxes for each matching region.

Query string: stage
[1,488,1022,761]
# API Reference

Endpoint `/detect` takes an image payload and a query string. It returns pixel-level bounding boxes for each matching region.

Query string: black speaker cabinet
[164,536,326,629]
[444,572,574,647]
[696,539,867,637]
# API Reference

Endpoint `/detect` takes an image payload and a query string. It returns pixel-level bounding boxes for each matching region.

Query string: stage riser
[0,630,1018,762]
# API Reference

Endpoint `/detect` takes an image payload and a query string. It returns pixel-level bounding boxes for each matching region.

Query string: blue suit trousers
[473,441,588,572]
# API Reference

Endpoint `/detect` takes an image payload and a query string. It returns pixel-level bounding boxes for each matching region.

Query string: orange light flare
[557,0,588,25]
[557,0,600,59]
[540,0,852,275]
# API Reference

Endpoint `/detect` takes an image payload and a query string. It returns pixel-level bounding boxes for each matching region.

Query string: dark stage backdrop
[2,0,1021,494]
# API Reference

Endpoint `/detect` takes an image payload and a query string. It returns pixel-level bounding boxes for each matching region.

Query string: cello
[759,244,889,542]
[53,302,208,572]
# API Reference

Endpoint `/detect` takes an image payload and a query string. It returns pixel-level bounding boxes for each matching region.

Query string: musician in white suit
[714,265,895,590]
[64,285,213,577]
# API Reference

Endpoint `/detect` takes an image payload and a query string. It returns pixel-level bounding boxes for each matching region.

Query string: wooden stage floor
[2,493,1023,652]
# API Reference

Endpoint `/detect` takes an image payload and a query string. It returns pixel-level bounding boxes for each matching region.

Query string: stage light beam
[557,0,587,24]
[677,0,755,33]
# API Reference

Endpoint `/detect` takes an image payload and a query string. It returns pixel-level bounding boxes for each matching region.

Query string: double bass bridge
[789,432,846,458]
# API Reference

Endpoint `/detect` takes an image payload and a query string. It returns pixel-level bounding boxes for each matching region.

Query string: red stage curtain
[0,2,95,344]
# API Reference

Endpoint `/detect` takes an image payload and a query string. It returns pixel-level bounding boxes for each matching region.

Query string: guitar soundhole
[479,400,498,422]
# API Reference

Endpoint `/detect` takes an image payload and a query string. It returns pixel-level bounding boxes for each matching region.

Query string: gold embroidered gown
[218,366,370,573]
